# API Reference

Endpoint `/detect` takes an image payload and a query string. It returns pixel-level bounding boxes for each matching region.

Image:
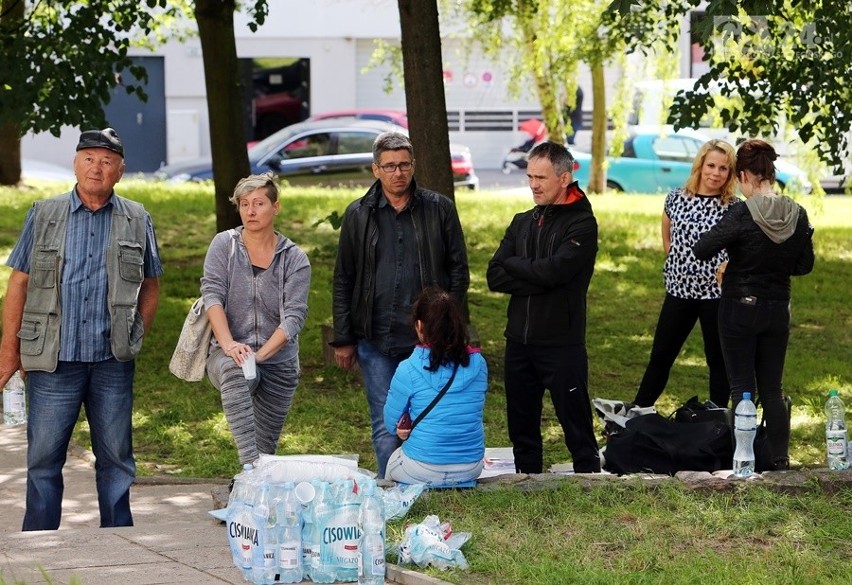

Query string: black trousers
[719,296,792,461]
[633,293,729,408]
[504,341,600,474]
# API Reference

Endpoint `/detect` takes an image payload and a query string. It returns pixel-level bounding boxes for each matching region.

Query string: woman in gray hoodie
[694,139,814,470]
[201,173,311,465]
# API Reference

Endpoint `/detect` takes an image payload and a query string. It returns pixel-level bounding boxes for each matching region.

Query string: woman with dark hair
[632,139,737,408]
[383,287,488,484]
[694,138,814,470]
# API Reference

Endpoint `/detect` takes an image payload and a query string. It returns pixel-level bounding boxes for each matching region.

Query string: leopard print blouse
[663,187,736,300]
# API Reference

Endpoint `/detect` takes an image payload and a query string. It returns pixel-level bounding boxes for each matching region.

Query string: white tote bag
[169,297,212,381]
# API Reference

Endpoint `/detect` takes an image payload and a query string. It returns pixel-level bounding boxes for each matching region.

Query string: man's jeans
[24,360,136,531]
[357,339,410,478]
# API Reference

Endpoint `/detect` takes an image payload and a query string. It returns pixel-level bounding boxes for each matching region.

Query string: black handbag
[674,396,732,427]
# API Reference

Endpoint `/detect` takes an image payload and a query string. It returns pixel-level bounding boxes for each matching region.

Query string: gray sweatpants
[207,346,300,464]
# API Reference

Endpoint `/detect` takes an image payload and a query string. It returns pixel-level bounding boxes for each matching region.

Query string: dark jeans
[504,341,600,474]
[633,294,729,408]
[719,296,792,460]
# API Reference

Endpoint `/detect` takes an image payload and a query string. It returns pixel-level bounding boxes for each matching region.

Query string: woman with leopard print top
[633,140,738,409]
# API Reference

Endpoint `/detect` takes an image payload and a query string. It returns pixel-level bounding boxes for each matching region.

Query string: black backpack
[603,413,733,476]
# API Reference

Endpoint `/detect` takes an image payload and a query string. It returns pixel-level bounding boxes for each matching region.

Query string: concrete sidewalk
[0,423,243,584]
[0,424,446,585]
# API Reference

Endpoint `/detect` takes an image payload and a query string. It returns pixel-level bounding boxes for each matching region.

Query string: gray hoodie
[745,194,799,244]
[201,228,311,364]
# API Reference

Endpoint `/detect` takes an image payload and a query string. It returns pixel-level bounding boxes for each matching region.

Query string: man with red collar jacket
[487,141,600,474]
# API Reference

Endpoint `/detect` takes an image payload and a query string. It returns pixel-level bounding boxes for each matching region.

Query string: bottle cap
[828,389,839,397]
[742,392,751,401]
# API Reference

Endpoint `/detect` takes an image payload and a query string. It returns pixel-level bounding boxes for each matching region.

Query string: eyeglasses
[377,161,413,173]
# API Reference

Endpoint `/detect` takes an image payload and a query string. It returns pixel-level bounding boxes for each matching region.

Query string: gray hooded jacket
[201,228,311,364]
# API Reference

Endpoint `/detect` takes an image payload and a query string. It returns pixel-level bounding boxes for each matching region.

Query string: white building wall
[21,0,673,170]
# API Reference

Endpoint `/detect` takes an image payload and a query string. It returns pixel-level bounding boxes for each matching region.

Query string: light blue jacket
[383,345,488,465]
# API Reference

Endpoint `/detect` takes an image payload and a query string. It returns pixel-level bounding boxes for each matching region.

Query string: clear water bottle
[3,371,26,426]
[228,463,255,510]
[309,481,336,584]
[733,392,757,478]
[358,480,386,585]
[277,481,303,584]
[252,482,277,585]
[825,389,849,471]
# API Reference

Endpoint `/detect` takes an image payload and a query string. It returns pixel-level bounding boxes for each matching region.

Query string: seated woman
[383,287,488,484]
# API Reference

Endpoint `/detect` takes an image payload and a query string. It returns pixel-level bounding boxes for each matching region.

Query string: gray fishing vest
[18,193,149,371]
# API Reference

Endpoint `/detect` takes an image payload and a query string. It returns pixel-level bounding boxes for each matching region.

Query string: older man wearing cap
[487,141,601,475]
[0,128,163,530]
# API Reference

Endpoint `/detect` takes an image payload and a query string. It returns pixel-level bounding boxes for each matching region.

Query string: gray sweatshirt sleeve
[279,242,311,342]
[201,231,232,309]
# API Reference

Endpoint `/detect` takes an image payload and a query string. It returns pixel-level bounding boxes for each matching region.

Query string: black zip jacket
[332,178,469,347]
[486,183,597,346]
[693,199,814,300]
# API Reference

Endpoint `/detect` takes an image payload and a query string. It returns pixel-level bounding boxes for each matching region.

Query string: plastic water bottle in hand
[733,392,757,478]
[825,389,849,470]
[3,371,26,426]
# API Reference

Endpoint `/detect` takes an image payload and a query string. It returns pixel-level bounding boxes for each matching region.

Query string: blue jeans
[357,339,410,478]
[24,359,136,530]
[385,447,483,485]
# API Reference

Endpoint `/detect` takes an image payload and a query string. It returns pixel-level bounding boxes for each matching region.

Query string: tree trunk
[0,0,24,186]
[194,0,248,231]
[587,61,607,194]
[397,0,454,201]
[518,6,564,142]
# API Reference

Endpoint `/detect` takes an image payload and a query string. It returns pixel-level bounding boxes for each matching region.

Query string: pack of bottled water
[225,466,390,584]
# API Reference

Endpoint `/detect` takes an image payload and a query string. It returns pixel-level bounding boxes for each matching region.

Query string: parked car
[21,159,75,182]
[157,119,478,190]
[571,127,812,194]
[307,109,409,128]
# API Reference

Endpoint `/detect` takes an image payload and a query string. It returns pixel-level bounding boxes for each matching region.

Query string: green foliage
[652,0,852,173]
[0,1,271,136]
[0,182,849,479]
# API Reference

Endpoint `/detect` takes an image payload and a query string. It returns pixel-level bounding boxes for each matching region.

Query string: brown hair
[684,139,737,204]
[412,287,470,371]
[736,138,778,184]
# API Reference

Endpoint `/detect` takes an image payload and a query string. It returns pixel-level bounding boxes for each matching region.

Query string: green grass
[1,181,850,583]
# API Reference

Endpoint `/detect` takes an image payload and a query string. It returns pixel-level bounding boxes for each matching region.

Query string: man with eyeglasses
[331,131,469,478]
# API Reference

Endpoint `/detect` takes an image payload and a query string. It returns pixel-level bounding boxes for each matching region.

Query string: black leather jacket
[693,199,814,300]
[487,183,597,346]
[331,178,469,347]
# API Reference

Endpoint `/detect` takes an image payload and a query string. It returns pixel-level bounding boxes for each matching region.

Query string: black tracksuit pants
[504,340,601,474]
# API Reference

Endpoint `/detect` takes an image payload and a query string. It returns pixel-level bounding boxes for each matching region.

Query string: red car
[308,109,409,128]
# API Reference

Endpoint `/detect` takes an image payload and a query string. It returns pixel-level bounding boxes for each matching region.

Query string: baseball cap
[76,128,124,158]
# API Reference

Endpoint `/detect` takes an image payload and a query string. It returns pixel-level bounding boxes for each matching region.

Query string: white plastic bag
[397,515,470,570]
[382,483,425,521]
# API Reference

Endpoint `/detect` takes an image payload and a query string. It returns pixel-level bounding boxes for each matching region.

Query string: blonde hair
[229,172,278,206]
[684,139,737,204]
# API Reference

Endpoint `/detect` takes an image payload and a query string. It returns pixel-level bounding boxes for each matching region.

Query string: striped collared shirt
[6,190,163,362]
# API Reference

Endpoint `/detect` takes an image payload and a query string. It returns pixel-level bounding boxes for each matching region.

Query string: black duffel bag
[603,413,733,476]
